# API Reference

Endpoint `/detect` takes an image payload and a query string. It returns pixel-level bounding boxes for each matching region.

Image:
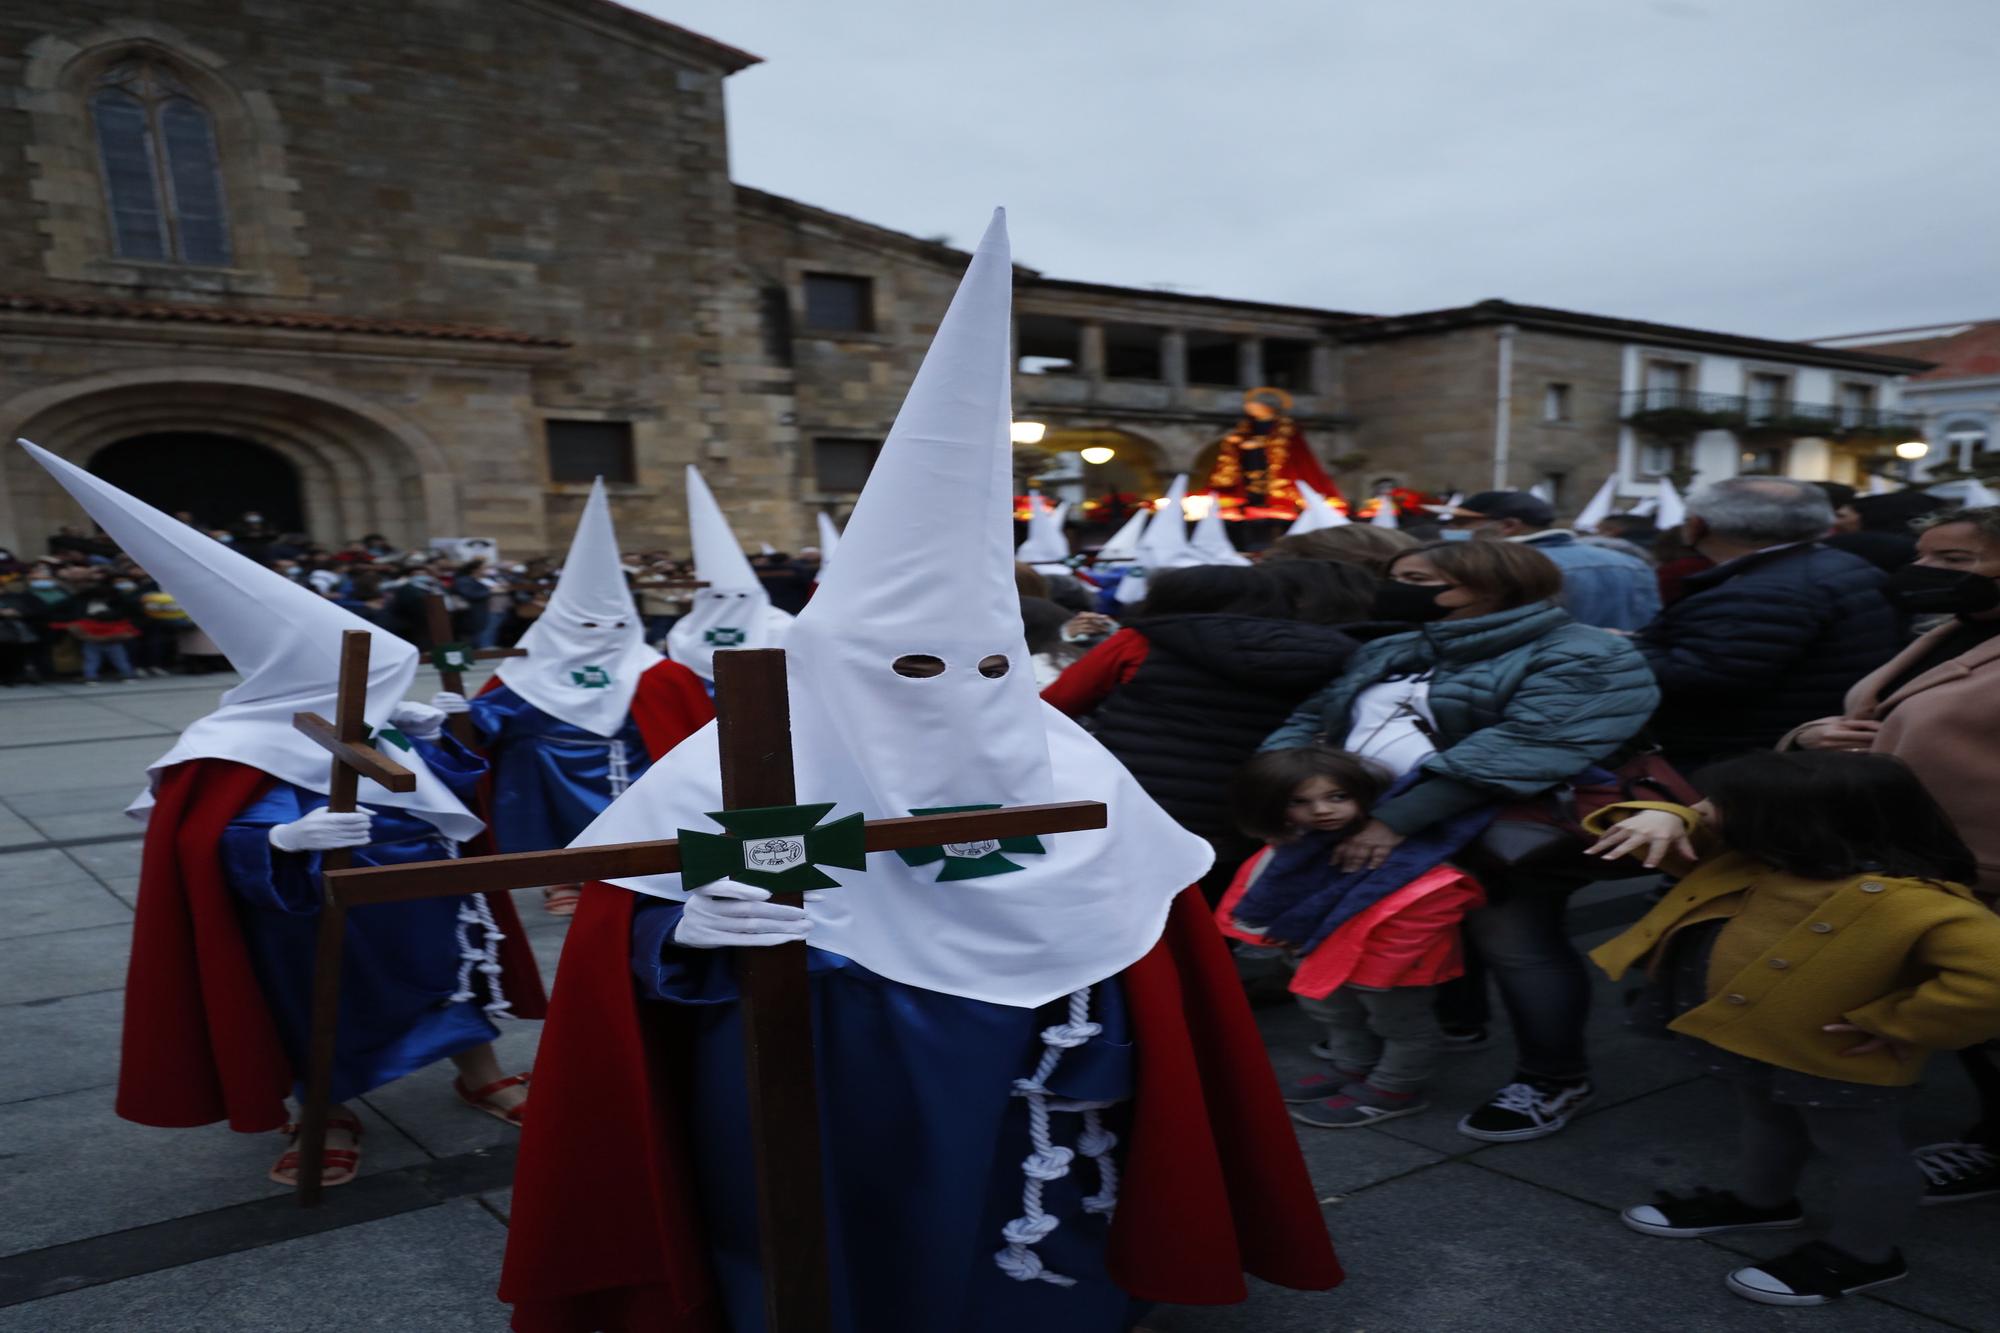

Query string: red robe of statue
[1204,414,1343,520]
[498,884,1343,1331]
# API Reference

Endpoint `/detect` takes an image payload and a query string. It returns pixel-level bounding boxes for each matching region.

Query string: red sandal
[270,1111,364,1188]
[455,1071,530,1126]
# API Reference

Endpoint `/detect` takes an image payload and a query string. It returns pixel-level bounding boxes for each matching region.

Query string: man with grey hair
[1634,476,1901,766]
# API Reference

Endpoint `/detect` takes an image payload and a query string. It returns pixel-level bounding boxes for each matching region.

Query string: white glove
[390,701,446,740]
[672,882,817,949]
[429,690,471,715]
[269,808,374,853]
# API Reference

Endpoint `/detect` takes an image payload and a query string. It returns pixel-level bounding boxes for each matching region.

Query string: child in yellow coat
[1587,750,2000,1308]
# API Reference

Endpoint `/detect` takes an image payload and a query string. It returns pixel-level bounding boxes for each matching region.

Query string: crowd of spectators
[0,509,819,686]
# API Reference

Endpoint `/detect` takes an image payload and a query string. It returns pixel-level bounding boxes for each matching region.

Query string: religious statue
[1203,386,1345,519]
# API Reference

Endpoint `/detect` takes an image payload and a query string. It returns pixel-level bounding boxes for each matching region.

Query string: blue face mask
[1440,529,1475,542]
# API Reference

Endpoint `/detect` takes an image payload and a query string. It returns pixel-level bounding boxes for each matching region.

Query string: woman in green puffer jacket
[1262,539,1660,1145]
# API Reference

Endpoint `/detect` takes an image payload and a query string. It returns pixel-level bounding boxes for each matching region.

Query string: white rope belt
[993,985,1121,1287]
[606,738,631,798]
[443,839,512,1018]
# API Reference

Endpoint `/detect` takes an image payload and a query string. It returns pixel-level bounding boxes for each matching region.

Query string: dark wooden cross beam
[320,648,1108,1332]
[288,630,417,1206]
[421,593,526,745]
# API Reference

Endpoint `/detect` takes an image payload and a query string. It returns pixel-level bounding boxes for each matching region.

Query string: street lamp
[1010,420,1047,445]
[1078,445,1115,465]
[1894,440,1930,460]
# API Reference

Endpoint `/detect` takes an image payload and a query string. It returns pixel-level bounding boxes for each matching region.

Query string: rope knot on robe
[994,985,1123,1286]
[445,840,513,1019]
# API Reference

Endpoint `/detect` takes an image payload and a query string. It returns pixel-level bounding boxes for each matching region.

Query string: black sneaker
[1915,1140,2000,1205]
[1456,1076,1593,1142]
[1725,1241,1907,1306]
[1621,1187,1805,1237]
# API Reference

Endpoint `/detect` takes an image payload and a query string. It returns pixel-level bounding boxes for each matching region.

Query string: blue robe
[467,683,653,852]
[631,899,1144,1333]
[221,734,499,1105]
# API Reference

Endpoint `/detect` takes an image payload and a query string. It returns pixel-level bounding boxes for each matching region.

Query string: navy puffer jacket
[1635,543,1901,765]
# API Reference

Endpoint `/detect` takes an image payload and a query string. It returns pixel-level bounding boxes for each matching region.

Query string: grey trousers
[1732,1079,1921,1264]
[1297,984,1443,1094]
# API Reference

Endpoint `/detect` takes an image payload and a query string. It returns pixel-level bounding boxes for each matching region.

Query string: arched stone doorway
[1018,427,1167,535]
[90,433,306,532]
[0,367,456,553]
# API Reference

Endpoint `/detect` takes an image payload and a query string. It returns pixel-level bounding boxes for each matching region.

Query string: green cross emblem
[428,643,473,671]
[896,804,1047,881]
[366,726,412,751]
[679,803,867,893]
[569,665,611,689]
[704,626,747,647]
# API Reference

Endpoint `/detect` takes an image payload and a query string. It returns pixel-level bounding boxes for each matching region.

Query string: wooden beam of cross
[320,648,1108,1331]
[288,629,417,1207]
[422,593,526,746]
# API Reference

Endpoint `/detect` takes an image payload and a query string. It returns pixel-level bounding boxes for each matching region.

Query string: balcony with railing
[1621,389,1922,438]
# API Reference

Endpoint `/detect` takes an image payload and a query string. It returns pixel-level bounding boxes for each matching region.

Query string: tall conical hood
[813,510,841,583]
[1370,496,1400,529]
[574,211,1212,1008]
[496,478,660,736]
[1115,474,1204,604]
[1094,507,1149,563]
[1015,497,1070,565]
[1286,478,1348,534]
[1654,475,1688,528]
[1190,498,1250,565]
[18,438,480,839]
[666,466,792,680]
[1573,474,1619,530]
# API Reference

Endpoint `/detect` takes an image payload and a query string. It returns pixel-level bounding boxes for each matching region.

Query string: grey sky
[639,0,1997,342]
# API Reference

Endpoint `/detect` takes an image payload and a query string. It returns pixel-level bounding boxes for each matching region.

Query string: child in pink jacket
[1219,748,1484,1128]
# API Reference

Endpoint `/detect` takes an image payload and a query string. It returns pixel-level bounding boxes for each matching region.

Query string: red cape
[500,885,1342,1331]
[116,757,548,1133]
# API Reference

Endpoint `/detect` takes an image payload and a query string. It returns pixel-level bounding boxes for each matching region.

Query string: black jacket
[1088,613,1359,843]
[1635,542,1901,765]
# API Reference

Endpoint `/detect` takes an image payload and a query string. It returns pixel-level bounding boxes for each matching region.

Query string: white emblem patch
[744,835,809,871]
[943,839,1001,860]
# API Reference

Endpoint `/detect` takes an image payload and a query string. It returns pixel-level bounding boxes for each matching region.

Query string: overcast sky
[638,0,1996,342]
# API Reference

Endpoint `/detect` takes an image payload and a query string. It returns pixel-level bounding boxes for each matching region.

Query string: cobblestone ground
[1,673,1992,1331]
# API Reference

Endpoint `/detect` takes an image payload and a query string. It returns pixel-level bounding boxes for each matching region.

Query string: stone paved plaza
[0,671,1993,1332]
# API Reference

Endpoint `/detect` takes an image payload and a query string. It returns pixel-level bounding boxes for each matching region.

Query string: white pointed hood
[496,479,659,737]
[1093,507,1149,564]
[1015,498,1070,565]
[1115,474,1206,605]
[666,466,793,681]
[813,511,841,583]
[1370,496,1400,529]
[19,439,481,840]
[1190,498,1250,565]
[1654,476,1688,528]
[574,212,1212,1008]
[1286,478,1348,534]
[1573,475,1619,530]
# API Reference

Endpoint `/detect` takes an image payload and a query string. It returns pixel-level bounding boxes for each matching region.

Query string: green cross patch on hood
[569,664,612,688]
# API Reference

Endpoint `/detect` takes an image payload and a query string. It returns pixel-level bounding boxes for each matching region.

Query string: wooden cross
[288,630,418,1206]
[318,648,1108,1331]
[422,593,525,745]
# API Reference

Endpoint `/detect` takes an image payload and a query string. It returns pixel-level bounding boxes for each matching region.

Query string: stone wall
[1338,326,1498,496]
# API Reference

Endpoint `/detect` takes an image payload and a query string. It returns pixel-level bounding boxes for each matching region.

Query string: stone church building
[0,1,1927,556]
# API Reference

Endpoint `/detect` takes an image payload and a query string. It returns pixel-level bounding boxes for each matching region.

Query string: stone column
[1309,342,1336,397]
[1237,337,1264,388]
[1161,328,1188,402]
[1078,322,1106,383]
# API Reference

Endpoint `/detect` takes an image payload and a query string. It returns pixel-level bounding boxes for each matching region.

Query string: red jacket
[1216,847,1483,997]
[1041,627,1149,715]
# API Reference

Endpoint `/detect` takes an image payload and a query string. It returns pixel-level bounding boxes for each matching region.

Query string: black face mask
[1373,580,1453,623]
[1882,563,2000,616]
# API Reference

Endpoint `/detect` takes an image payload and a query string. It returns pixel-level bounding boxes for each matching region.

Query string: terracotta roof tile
[1831,321,2000,382]
[0,292,570,347]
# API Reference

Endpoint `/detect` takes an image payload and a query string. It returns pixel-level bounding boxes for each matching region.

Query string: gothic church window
[90,56,232,266]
